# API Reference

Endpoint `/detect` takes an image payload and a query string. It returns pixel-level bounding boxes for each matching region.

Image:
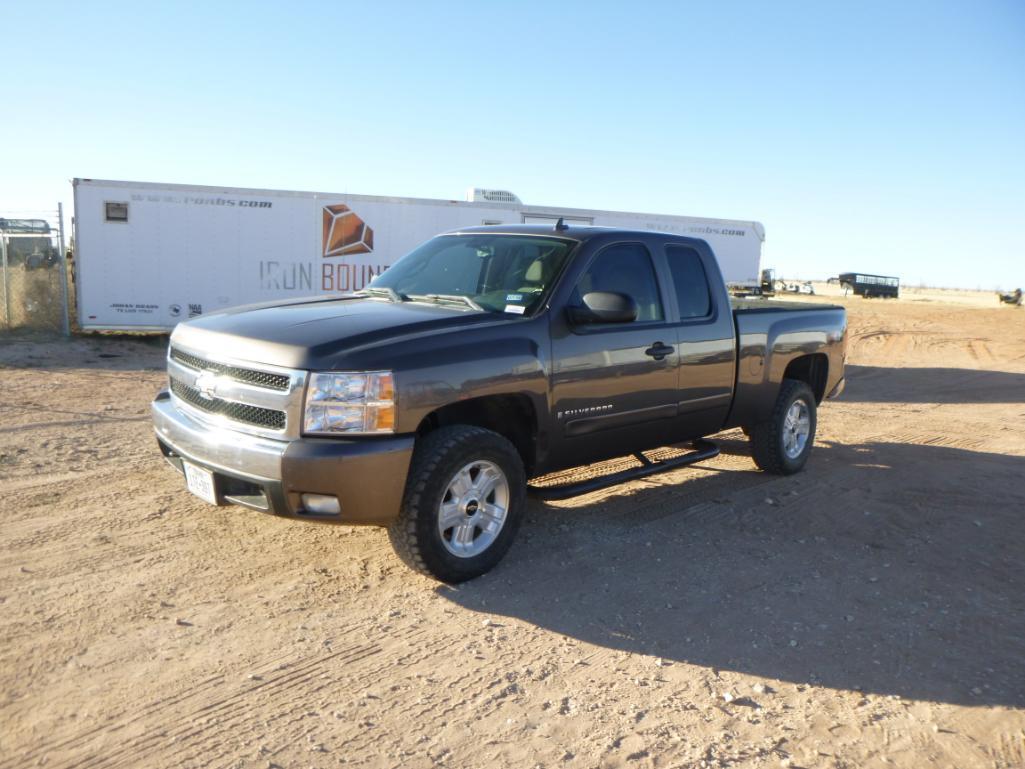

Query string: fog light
[301,493,341,515]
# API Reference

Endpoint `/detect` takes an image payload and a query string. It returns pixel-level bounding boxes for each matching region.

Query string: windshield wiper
[408,293,484,311]
[358,286,407,303]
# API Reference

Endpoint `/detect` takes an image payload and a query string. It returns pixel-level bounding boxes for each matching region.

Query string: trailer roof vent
[467,187,522,205]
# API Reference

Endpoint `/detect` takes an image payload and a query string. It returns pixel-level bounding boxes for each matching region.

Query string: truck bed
[731,298,843,313]
[726,299,847,429]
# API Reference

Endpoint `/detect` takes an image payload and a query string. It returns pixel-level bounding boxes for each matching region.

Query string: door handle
[645,342,674,360]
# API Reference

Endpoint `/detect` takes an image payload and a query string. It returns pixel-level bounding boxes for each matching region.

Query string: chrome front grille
[166,344,306,439]
[170,379,286,430]
[170,347,290,391]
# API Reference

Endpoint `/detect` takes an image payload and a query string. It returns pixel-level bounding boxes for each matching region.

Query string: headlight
[303,371,395,434]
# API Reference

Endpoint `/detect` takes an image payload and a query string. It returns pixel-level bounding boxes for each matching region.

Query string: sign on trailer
[73,179,765,331]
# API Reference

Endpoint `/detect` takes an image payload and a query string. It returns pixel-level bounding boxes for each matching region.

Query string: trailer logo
[322,204,374,257]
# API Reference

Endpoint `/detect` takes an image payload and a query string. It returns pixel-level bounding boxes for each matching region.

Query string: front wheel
[749,379,817,475]
[388,425,526,583]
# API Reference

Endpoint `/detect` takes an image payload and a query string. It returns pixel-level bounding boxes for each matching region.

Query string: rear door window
[666,245,712,319]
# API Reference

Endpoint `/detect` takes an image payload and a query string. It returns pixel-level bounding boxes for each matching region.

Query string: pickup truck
[152,224,847,582]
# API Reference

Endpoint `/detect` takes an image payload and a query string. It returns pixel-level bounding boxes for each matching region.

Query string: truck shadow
[844,364,1025,404]
[438,437,1025,708]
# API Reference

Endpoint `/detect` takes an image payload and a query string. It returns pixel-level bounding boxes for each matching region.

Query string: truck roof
[445,223,701,243]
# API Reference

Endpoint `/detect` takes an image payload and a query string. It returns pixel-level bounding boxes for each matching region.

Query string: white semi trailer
[72,178,764,331]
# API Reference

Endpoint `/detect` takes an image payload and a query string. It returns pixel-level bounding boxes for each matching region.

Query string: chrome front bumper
[153,391,287,480]
[152,391,415,525]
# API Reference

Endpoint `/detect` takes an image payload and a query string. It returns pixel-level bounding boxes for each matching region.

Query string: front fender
[391,317,550,435]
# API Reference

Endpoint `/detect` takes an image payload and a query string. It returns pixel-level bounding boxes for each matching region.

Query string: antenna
[554,217,568,231]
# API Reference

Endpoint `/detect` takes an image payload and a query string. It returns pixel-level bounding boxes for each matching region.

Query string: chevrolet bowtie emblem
[195,371,219,400]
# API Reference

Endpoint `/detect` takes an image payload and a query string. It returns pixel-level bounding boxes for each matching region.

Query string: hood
[170,296,506,370]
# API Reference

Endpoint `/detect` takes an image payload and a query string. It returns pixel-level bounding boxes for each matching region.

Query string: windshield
[368,234,576,315]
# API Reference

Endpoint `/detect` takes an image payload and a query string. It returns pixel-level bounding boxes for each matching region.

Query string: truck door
[548,242,680,466]
[664,243,736,438]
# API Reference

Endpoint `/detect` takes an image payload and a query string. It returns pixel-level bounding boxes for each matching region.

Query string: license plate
[183,461,218,505]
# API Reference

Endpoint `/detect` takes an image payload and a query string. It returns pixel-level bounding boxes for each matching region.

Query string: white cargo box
[73,178,764,331]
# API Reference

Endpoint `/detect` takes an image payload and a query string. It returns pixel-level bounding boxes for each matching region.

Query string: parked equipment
[838,272,899,298]
[775,280,815,295]
[998,288,1022,306]
[73,179,765,331]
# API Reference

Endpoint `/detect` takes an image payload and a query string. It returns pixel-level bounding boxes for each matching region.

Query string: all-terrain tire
[388,425,526,583]
[749,379,817,475]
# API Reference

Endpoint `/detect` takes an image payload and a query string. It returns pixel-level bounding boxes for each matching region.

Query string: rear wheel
[749,379,817,475]
[388,425,526,583]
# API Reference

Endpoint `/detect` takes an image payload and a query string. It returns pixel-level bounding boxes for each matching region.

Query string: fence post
[57,202,70,336]
[1,230,9,329]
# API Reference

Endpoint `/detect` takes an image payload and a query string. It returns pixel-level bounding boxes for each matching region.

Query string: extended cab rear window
[666,245,712,319]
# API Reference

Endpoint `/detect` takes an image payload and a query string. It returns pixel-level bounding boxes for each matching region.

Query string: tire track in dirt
[11,640,385,769]
[1,464,190,566]
[986,730,1025,769]
[63,620,455,769]
[0,672,230,769]
[967,339,995,365]
[871,430,988,452]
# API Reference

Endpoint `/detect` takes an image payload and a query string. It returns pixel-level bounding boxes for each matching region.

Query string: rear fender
[728,309,846,426]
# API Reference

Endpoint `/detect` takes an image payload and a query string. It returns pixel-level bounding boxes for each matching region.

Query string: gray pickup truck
[153,224,846,582]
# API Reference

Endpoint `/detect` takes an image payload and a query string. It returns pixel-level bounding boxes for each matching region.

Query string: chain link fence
[1,206,70,335]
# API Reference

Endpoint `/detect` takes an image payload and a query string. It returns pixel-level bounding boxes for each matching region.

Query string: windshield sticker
[504,304,526,315]
[505,293,523,302]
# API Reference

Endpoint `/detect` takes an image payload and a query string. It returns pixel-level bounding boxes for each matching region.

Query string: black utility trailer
[839,272,900,298]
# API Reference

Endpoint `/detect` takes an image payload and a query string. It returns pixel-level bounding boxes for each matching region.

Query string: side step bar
[527,439,720,501]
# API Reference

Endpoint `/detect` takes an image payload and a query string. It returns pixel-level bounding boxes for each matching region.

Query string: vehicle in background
[998,288,1022,306]
[73,178,765,331]
[152,224,847,582]
[0,218,60,269]
[730,266,777,298]
[772,279,815,296]
[839,272,900,298]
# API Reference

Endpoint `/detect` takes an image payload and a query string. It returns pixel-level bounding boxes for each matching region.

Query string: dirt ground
[2,295,1024,769]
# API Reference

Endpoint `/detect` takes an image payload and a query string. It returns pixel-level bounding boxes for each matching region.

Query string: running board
[527,439,720,501]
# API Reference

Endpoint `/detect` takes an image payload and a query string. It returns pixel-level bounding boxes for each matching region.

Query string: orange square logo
[322,204,374,257]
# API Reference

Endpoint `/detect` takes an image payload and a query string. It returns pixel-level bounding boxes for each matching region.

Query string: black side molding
[527,439,720,501]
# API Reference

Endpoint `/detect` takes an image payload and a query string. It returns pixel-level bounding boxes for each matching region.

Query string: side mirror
[567,291,638,324]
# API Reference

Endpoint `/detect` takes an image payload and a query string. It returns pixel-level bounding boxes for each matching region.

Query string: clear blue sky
[3,1,1023,289]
